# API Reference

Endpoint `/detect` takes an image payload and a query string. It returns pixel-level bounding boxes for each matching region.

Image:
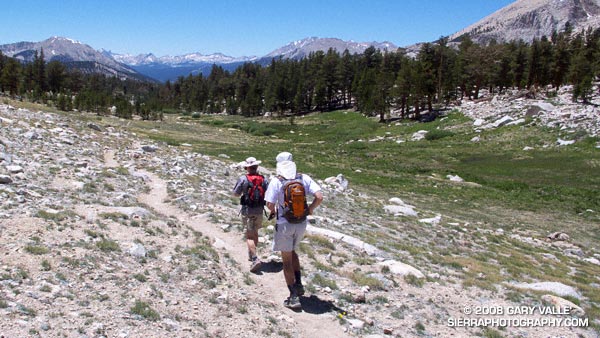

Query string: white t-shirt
[264,174,321,224]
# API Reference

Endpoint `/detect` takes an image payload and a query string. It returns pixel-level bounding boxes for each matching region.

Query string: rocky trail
[134,165,350,338]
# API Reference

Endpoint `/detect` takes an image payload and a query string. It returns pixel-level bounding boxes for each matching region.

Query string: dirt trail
[120,153,350,337]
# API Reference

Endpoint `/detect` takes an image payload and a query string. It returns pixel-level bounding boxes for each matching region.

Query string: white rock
[411,130,428,141]
[535,102,555,112]
[128,243,147,257]
[470,136,480,142]
[306,225,380,256]
[5,165,23,174]
[419,215,441,226]
[447,174,464,182]
[583,257,600,266]
[377,260,425,278]
[511,282,582,299]
[388,197,408,206]
[213,237,227,249]
[523,146,534,151]
[473,118,485,127]
[557,138,575,146]
[491,115,514,128]
[347,319,365,330]
[541,294,585,317]
[506,118,526,126]
[383,205,418,217]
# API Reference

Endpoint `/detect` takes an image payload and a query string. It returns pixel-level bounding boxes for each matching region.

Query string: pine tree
[1,58,20,96]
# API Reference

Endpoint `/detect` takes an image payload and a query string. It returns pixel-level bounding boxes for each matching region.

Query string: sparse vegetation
[130,300,160,321]
[96,239,120,252]
[24,245,49,255]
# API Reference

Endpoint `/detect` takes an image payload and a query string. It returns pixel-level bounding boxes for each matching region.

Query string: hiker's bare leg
[292,251,300,275]
[281,251,295,286]
[247,229,259,258]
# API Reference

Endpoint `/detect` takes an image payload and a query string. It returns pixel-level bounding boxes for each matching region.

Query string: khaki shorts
[272,222,307,252]
[242,214,263,233]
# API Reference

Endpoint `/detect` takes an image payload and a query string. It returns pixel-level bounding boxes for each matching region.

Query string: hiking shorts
[272,221,307,252]
[242,214,263,233]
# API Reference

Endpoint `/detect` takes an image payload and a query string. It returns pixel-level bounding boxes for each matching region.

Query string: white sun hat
[242,157,262,168]
[276,151,293,162]
[277,160,297,179]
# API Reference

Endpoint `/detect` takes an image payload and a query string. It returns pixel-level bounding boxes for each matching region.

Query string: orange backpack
[278,174,309,223]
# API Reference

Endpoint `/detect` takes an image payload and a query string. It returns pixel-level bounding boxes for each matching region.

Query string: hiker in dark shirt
[232,157,268,273]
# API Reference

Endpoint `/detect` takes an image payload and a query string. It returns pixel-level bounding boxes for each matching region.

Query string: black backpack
[241,174,266,208]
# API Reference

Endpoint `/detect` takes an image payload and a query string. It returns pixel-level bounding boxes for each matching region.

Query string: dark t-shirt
[233,174,268,216]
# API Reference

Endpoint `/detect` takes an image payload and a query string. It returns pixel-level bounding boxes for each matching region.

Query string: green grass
[24,245,50,255]
[96,239,120,252]
[310,273,338,290]
[130,300,160,321]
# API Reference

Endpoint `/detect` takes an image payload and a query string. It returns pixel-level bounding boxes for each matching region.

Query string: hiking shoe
[250,259,262,273]
[294,283,305,296]
[283,295,301,310]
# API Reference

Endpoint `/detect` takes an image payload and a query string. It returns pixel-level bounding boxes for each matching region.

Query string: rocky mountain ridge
[0,37,146,81]
[450,0,600,44]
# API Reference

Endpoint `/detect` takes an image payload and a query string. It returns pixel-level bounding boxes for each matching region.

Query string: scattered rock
[419,215,441,226]
[564,248,584,257]
[510,281,582,299]
[541,294,585,317]
[384,198,418,217]
[141,145,159,152]
[6,165,23,174]
[377,260,425,278]
[491,115,514,128]
[128,243,147,258]
[383,204,418,217]
[0,175,12,184]
[347,318,365,330]
[213,237,227,249]
[473,118,485,127]
[547,232,569,241]
[557,138,575,146]
[447,174,464,182]
[411,130,428,141]
[583,257,600,265]
[87,122,102,131]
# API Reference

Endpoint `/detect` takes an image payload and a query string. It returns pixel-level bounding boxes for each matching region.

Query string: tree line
[1,26,599,122]
[0,49,162,119]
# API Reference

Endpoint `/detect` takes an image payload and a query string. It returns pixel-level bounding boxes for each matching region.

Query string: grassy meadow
[133,110,599,241]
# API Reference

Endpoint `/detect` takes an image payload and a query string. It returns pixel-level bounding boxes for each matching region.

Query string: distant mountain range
[1,0,599,82]
[0,37,149,81]
[103,37,397,82]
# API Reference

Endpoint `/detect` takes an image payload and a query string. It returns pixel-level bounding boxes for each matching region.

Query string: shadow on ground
[300,295,347,316]
[259,260,283,273]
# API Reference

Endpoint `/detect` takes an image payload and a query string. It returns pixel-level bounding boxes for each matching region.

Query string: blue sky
[2,0,515,57]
